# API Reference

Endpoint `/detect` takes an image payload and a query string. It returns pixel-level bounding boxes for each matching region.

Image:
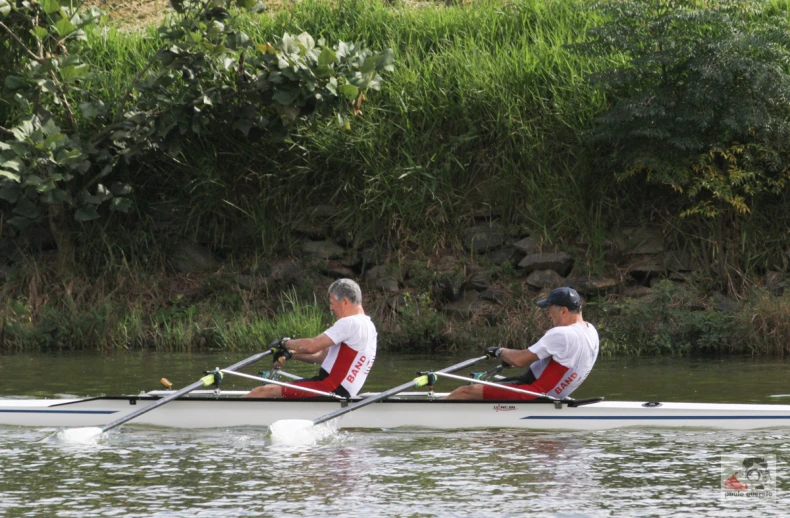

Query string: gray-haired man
[244,279,377,399]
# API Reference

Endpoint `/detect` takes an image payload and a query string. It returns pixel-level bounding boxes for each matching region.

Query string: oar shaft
[313,380,418,426]
[434,371,557,400]
[475,364,504,381]
[313,356,486,426]
[266,370,302,380]
[220,370,343,399]
[101,350,273,433]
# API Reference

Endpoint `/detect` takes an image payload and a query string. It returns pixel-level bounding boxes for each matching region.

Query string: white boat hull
[2,393,790,430]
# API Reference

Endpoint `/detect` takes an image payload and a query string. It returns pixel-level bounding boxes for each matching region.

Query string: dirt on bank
[92,0,169,27]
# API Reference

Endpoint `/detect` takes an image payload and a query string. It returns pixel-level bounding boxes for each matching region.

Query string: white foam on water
[268,419,339,446]
[53,427,106,445]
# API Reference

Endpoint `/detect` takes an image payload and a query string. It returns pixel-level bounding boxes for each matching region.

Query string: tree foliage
[0,0,393,252]
[572,0,790,218]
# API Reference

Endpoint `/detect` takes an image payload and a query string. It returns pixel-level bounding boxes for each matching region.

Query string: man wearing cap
[445,287,599,400]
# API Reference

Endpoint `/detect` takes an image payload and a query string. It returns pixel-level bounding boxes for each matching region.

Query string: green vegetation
[0,0,393,266]
[592,280,790,357]
[574,0,790,290]
[1,287,328,351]
[2,0,790,355]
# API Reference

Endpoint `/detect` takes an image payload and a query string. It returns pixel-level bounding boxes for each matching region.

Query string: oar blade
[57,349,276,442]
[54,427,105,444]
[269,419,338,446]
[268,355,488,445]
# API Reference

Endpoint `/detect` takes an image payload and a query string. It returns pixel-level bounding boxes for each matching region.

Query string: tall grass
[736,292,790,357]
[7,0,790,264]
[75,0,790,268]
[72,0,623,261]
[591,280,790,358]
[0,275,329,352]
[243,0,613,243]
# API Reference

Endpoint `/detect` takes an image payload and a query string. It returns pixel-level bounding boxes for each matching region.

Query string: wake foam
[268,419,338,446]
[52,427,105,445]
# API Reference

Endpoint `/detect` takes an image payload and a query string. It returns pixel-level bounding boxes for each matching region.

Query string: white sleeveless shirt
[528,322,599,398]
[322,314,377,397]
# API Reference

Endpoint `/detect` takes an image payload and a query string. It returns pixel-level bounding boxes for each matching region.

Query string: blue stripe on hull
[522,415,790,420]
[0,409,118,415]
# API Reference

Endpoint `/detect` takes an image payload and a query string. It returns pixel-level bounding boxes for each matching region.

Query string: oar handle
[312,356,486,426]
[100,350,273,433]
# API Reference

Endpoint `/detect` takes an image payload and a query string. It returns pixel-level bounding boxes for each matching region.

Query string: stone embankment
[164,205,787,321]
[5,204,786,329]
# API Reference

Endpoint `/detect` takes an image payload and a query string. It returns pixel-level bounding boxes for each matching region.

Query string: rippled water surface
[1,353,789,517]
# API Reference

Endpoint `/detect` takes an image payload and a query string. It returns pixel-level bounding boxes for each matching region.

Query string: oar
[58,349,275,442]
[434,371,559,400]
[269,356,487,442]
[259,369,302,381]
[471,363,505,381]
[220,369,344,399]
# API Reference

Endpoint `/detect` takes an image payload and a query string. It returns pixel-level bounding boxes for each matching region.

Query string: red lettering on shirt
[346,355,367,383]
[363,355,375,375]
[554,372,579,394]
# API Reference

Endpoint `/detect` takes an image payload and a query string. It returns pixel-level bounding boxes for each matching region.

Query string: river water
[1,352,788,517]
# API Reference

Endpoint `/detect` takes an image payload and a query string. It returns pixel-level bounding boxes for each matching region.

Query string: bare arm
[286,334,335,356]
[498,348,540,369]
[291,349,329,364]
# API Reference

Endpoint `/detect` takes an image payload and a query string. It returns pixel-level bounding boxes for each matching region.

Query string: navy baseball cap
[536,287,582,310]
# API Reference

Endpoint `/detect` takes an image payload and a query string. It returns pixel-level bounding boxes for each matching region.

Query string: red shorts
[280,379,339,399]
[482,383,542,401]
[482,358,570,400]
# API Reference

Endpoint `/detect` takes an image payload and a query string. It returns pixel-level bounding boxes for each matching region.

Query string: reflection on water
[0,426,788,517]
[1,352,789,516]
[1,352,789,403]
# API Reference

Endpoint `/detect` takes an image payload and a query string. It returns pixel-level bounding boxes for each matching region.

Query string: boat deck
[2,392,790,430]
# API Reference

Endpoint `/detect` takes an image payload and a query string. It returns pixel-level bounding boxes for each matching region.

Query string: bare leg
[243,385,284,398]
[444,384,484,400]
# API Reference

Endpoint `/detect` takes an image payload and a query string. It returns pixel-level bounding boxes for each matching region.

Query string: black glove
[485,346,502,359]
[270,337,292,363]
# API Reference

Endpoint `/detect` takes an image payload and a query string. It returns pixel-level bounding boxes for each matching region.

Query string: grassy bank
[2,0,790,355]
[1,273,331,352]
[77,0,617,257]
[71,0,790,276]
[2,254,789,357]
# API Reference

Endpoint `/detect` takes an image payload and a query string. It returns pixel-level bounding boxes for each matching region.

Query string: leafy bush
[598,281,737,356]
[574,0,790,218]
[736,291,790,357]
[0,0,393,264]
[384,291,447,351]
[570,0,790,291]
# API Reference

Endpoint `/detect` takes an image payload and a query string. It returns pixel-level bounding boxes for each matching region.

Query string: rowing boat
[2,391,790,430]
